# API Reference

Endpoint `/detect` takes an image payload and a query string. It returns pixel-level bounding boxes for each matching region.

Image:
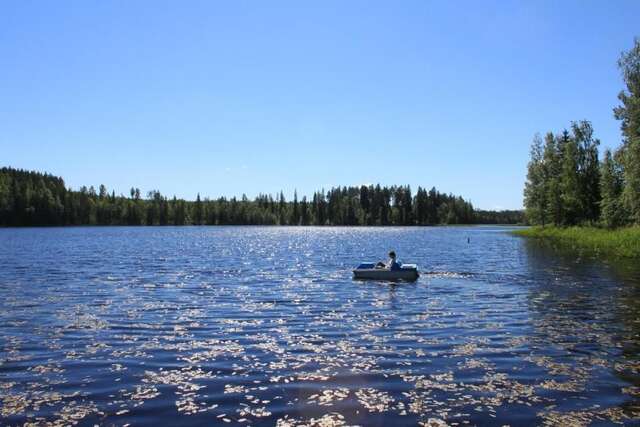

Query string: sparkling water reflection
[1,226,639,426]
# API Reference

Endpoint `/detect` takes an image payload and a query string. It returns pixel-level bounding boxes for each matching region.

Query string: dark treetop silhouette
[0,167,522,227]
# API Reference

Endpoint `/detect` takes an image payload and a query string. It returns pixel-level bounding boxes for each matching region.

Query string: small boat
[352,262,420,281]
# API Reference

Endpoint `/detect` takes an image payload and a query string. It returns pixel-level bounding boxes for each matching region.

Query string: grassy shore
[512,226,640,258]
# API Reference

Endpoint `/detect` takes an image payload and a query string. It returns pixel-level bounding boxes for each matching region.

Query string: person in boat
[376,251,401,270]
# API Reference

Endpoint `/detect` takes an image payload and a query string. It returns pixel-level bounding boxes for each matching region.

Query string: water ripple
[0,226,639,426]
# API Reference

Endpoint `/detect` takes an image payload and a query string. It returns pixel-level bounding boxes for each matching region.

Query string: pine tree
[291,190,299,225]
[0,167,484,227]
[300,196,309,225]
[278,191,286,225]
[194,193,203,225]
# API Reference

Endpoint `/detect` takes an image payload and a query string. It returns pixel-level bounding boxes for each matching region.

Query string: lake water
[1,226,640,426]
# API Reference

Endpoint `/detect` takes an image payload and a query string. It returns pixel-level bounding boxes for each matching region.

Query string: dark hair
[389,251,396,258]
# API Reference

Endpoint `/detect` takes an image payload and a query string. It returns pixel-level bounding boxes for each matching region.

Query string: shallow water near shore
[1,226,640,426]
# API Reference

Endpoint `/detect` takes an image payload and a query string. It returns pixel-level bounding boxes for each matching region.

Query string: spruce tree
[291,190,299,225]
[194,193,203,225]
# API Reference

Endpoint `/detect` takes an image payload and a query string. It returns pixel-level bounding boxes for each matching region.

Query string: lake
[1,226,639,426]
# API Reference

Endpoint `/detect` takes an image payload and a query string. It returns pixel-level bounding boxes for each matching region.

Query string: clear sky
[1,1,639,209]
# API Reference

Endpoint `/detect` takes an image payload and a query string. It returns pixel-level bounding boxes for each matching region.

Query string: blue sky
[1,1,639,209]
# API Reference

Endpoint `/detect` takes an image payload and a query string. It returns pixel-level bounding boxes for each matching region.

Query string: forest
[524,38,640,228]
[0,167,522,227]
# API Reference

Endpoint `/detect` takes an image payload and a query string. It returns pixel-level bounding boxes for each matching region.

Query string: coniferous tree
[278,191,287,225]
[300,196,310,225]
[0,167,498,227]
[194,193,203,225]
[291,190,299,225]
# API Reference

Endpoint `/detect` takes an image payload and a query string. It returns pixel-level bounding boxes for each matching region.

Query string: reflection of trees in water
[522,238,640,403]
[523,238,640,351]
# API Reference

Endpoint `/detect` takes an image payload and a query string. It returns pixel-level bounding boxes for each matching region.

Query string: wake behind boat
[352,262,420,281]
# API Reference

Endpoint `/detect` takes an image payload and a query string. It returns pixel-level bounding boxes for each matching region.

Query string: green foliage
[522,37,640,228]
[0,167,519,227]
[559,128,583,225]
[523,134,547,225]
[513,226,640,258]
[573,122,601,223]
[473,210,525,224]
[600,150,626,228]
[543,132,563,225]
[0,167,66,226]
[524,123,600,227]
[614,37,640,224]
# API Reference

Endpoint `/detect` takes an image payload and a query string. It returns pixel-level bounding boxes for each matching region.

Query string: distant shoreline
[1,167,524,227]
[0,223,527,229]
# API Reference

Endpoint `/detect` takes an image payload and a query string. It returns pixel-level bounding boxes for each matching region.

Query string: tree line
[474,210,525,225]
[0,167,522,227]
[524,37,640,228]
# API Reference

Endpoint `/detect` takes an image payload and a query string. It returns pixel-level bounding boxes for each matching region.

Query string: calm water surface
[1,226,640,426]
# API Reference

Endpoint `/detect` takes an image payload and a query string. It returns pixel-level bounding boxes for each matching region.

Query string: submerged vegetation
[513,226,640,258]
[520,38,640,257]
[0,167,523,227]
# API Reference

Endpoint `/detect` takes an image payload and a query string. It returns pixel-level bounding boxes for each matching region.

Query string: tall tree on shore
[524,134,547,225]
[559,130,582,225]
[614,37,640,224]
[278,191,287,225]
[194,193,203,225]
[291,190,299,225]
[600,149,625,228]
[573,120,601,224]
[542,132,563,225]
[300,196,310,225]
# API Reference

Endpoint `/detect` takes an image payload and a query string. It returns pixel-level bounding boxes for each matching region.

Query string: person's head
[389,251,396,259]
